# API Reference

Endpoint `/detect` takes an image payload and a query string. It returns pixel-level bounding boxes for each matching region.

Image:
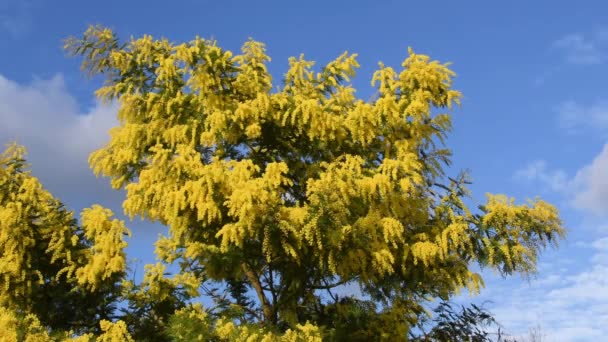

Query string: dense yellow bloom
[97,320,134,342]
[214,319,323,342]
[76,205,130,291]
[58,25,571,338]
[0,308,50,342]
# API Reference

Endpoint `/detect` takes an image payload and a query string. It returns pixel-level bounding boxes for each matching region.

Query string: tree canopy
[0,25,564,341]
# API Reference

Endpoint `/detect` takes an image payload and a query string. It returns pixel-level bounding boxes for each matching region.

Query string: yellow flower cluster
[64,25,564,317]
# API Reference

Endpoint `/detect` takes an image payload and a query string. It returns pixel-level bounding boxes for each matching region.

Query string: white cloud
[0,73,169,279]
[552,28,608,65]
[0,73,121,211]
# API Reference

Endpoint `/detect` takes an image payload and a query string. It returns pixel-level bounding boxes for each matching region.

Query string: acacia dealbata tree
[0,25,564,340]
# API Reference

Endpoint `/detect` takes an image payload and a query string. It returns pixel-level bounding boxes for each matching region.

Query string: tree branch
[241,262,274,325]
[310,277,354,290]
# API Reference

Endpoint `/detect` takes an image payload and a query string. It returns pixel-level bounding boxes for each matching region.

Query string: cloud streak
[514,160,569,193]
[552,28,608,66]
[552,34,604,65]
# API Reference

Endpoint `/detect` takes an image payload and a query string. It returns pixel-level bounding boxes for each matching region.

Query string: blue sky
[1,0,608,340]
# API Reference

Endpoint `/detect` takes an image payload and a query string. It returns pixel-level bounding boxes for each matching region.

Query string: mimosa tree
[0,25,564,341]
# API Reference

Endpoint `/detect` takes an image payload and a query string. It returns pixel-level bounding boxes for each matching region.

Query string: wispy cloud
[515,142,608,217]
[514,160,569,193]
[536,28,608,85]
[0,0,36,37]
[552,33,604,65]
[552,27,608,66]
[557,100,608,136]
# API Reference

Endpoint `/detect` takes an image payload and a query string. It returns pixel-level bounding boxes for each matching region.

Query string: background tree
[0,143,130,337]
[62,25,565,340]
[412,301,503,341]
